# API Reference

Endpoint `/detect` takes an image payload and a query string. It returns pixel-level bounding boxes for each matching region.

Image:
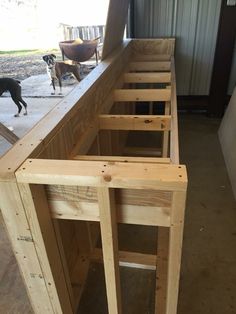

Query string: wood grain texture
[0,122,19,144]
[131,39,175,56]
[102,0,130,59]
[0,182,55,313]
[170,57,179,164]
[129,61,171,72]
[16,159,187,191]
[74,155,171,164]
[114,89,171,102]
[123,72,171,83]
[97,187,122,313]
[99,114,171,131]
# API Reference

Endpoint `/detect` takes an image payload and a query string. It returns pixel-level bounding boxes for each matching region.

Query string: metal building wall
[132,0,222,95]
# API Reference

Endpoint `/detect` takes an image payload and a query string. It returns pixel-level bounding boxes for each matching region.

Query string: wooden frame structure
[0,122,19,145]
[0,38,187,314]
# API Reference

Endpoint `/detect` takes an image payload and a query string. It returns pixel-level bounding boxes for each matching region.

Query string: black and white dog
[42,54,81,95]
[0,78,27,117]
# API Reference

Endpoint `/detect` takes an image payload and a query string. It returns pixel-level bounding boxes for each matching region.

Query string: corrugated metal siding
[228,41,236,95]
[132,0,221,95]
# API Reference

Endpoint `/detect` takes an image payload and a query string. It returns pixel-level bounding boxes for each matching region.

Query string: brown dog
[42,54,81,95]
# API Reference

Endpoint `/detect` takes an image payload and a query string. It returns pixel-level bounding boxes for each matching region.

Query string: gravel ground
[0,50,62,81]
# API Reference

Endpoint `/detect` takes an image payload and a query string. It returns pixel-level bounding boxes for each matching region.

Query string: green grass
[0,49,60,56]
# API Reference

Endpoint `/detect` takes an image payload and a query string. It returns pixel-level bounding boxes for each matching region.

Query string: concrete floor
[0,112,236,313]
[178,114,236,314]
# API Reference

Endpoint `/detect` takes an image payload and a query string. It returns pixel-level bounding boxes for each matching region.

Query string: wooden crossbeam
[129,61,171,72]
[16,159,187,191]
[123,72,171,84]
[91,248,157,270]
[50,202,171,227]
[123,146,162,157]
[0,122,19,144]
[99,115,171,131]
[73,155,171,164]
[133,54,171,62]
[114,89,171,102]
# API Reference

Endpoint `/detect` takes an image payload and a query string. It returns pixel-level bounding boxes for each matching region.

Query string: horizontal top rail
[170,57,179,164]
[16,159,187,191]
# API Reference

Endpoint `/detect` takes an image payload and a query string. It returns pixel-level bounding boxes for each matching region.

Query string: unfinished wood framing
[0,38,187,314]
[0,122,19,144]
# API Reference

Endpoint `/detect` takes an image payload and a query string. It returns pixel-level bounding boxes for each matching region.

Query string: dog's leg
[58,77,62,95]
[14,85,28,115]
[11,97,22,117]
[19,98,28,115]
[51,78,56,95]
[72,65,81,82]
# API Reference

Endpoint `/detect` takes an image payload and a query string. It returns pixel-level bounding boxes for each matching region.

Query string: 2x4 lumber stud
[91,248,157,270]
[123,72,171,84]
[0,182,55,313]
[162,101,171,157]
[50,202,171,227]
[129,61,171,72]
[170,57,179,164]
[99,115,171,131]
[16,159,187,192]
[166,191,186,314]
[0,122,19,144]
[97,187,122,314]
[155,227,169,313]
[18,183,73,313]
[73,155,171,164]
[114,89,171,102]
[133,54,171,62]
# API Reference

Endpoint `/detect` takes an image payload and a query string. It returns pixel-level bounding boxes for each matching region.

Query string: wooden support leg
[162,101,170,157]
[72,221,94,309]
[97,187,122,314]
[53,220,75,309]
[155,227,169,313]
[18,183,74,314]
[166,191,186,314]
[149,83,154,114]
[0,182,55,313]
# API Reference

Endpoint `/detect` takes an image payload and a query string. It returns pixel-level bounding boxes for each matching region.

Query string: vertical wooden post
[97,187,122,314]
[18,183,74,314]
[0,182,55,313]
[155,227,169,314]
[166,191,186,314]
[162,101,170,157]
